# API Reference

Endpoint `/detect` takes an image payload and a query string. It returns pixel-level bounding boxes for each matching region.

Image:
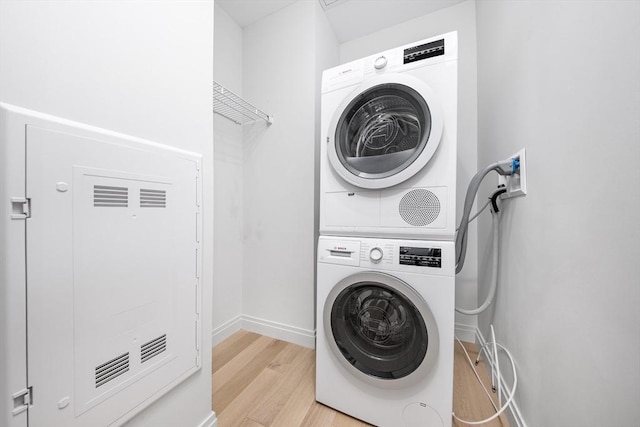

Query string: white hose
[455,337,498,413]
[452,341,518,425]
[455,208,500,315]
[491,325,502,407]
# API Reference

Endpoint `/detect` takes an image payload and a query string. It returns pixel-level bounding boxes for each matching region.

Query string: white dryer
[320,32,457,240]
[316,236,455,427]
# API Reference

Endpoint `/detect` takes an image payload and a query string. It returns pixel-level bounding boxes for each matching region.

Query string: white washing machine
[316,235,455,427]
[320,32,457,240]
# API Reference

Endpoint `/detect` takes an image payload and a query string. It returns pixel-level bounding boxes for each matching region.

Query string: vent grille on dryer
[398,189,441,226]
[140,189,167,208]
[141,334,167,363]
[93,185,129,207]
[95,352,130,388]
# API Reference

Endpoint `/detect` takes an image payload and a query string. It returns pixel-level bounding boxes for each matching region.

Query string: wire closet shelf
[213,81,273,125]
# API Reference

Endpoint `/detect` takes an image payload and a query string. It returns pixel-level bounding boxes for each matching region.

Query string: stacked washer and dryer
[316,32,458,427]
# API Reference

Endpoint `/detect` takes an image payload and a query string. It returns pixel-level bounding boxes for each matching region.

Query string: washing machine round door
[327,74,444,190]
[324,271,439,388]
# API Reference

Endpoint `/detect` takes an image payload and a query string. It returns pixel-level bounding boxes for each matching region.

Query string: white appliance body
[316,236,455,427]
[0,103,202,427]
[320,32,458,240]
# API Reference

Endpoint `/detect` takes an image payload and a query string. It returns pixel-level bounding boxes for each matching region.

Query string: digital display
[403,39,445,64]
[399,246,442,268]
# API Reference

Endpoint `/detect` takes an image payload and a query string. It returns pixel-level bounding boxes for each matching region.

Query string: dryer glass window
[330,281,428,379]
[335,83,432,180]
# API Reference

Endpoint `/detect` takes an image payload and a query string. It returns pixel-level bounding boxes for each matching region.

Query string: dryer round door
[323,271,439,388]
[327,73,444,190]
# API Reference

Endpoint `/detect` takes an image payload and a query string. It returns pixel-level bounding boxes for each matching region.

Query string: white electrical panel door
[25,123,202,426]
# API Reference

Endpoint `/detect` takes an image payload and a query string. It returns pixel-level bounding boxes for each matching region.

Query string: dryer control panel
[399,246,442,268]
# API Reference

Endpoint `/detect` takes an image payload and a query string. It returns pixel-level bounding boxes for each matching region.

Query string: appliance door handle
[328,249,353,258]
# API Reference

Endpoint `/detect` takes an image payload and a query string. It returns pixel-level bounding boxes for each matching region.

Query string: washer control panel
[360,242,394,266]
[399,246,442,268]
[320,236,453,275]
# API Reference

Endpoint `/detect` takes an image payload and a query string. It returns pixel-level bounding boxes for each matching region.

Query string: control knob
[369,247,384,262]
[374,55,387,70]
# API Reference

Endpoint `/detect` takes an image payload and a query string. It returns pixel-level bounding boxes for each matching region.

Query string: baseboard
[218,319,476,354]
[212,314,316,349]
[211,315,242,347]
[475,328,528,427]
[197,411,217,427]
[454,322,477,343]
[215,319,471,350]
[241,315,316,349]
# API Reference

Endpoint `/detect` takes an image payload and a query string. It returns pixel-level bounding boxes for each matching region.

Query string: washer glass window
[335,83,432,180]
[330,281,428,379]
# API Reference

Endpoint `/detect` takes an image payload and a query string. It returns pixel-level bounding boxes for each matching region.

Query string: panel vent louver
[141,334,167,363]
[140,189,167,208]
[94,185,128,207]
[95,352,129,388]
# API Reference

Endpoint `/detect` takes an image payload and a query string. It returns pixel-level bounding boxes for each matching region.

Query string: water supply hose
[455,159,513,274]
[455,206,500,315]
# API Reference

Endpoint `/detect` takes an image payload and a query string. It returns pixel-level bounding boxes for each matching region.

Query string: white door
[326,74,444,190]
[25,123,202,426]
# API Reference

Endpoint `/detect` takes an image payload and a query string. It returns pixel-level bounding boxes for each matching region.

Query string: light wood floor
[212,330,508,427]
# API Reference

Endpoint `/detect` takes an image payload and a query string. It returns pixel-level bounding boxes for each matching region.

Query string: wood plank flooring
[212,330,509,427]
[452,340,509,427]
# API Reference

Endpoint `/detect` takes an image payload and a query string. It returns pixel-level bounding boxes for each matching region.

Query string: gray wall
[240,1,337,346]
[213,3,244,343]
[476,1,640,425]
[212,1,338,347]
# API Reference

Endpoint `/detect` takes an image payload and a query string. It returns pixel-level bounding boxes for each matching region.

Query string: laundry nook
[0,1,638,427]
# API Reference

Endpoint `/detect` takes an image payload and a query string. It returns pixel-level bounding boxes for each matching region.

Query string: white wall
[212,3,244,345]
[239,0,337,347]
[339,0,479,339]
[0,1,215,426]
[476,1,640,425]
